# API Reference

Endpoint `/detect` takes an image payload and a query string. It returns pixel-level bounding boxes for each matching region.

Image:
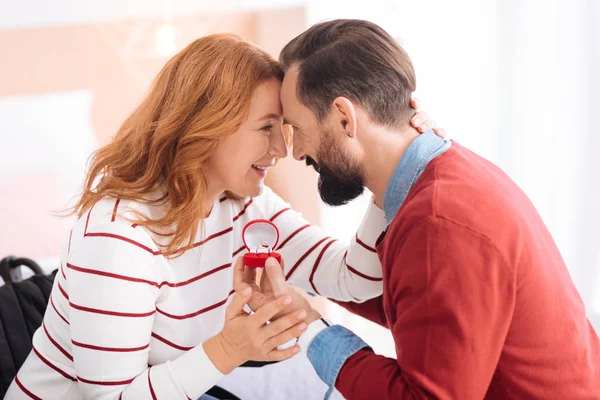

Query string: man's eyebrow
[283,118,298,126]
[257,113,282,121]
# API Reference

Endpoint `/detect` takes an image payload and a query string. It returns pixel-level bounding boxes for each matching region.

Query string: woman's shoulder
[69,196,159,251]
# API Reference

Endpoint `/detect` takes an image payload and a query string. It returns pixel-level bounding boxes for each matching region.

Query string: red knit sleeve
[335,216,516,399]
[330,296,388,328]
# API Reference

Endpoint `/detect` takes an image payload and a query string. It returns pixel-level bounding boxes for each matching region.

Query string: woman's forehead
[248,80,283,120]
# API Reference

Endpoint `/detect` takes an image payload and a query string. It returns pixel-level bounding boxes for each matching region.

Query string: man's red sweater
[336,143,600,399]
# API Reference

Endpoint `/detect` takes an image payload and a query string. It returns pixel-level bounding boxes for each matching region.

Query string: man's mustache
[305,156,320,173]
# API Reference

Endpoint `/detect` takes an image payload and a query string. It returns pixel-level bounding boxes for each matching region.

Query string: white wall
[0,0,307,28]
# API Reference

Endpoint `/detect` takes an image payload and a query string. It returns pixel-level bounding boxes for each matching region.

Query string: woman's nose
[269,125,289,159]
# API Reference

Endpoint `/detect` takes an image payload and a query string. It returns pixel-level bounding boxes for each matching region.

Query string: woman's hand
[203,288,308,374]
[409,97,447,138]
[371,97,448,208]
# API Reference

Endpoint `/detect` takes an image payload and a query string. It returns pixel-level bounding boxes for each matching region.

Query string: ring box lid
[242,219,281,268]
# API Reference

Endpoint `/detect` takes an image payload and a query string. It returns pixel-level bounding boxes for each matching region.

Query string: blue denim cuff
[307,325,370,399]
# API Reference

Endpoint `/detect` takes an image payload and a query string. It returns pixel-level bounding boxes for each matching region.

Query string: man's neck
[363,126,420,208]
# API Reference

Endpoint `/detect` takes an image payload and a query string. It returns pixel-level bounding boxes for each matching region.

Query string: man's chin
[320,194,364,207]
[318,180,364,206]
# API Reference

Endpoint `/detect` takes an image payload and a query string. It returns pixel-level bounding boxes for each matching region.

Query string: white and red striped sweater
[6,187,386,400]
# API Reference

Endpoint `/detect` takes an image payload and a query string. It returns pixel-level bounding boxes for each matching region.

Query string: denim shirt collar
[383,130,452,225]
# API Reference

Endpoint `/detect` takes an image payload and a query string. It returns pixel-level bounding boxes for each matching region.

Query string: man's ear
[331,97,358,139]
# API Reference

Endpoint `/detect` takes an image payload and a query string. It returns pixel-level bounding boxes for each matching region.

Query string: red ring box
[242,219,282,268]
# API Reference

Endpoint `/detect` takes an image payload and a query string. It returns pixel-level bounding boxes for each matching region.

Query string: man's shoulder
[389,143,532,249]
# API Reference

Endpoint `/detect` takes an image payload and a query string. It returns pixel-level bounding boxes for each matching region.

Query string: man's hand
[233,256,321,323]
[233,256,280,313]
[233,256,265,312]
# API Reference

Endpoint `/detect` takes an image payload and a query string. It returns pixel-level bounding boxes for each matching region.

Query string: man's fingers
[236,282,253,297]
[264,257,288,295]
[417,120,435,133]
[226,287,252,319]
[234,256,258,293]
[433,127,447,139]
[244,263,257,285]
[260,257,284,286]
[233,256,247,292]
[410,97,420,111]
[410,111,429,128]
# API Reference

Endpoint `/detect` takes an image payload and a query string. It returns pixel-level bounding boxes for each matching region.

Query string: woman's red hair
[71,33,283,257]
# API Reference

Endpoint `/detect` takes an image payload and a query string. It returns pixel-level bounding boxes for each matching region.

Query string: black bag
[0,256,57,398]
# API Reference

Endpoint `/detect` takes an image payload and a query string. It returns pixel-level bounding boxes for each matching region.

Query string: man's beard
[307,130,365,206]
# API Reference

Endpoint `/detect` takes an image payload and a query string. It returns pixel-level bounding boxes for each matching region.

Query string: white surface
[218,352,344,400]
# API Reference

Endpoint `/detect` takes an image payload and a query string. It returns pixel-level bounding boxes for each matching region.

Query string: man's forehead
[281,65,300,94]
[281,65,301,121]
[285,64,300,79]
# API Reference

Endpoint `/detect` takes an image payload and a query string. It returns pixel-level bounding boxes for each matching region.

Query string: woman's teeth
[252,164,269,171]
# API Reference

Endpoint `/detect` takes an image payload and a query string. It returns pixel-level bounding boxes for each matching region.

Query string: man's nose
[292,137,306,161]
[292,145,306,161]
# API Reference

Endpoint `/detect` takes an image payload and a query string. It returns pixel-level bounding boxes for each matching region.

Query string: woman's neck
[203,184,224,218]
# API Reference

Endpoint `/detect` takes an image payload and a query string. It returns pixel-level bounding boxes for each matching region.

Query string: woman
[7,33,440,399]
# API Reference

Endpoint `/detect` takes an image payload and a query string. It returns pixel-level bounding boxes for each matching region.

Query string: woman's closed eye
[261,124,273,136]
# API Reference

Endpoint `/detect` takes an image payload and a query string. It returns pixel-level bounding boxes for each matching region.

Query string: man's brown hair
[280,19,416,128]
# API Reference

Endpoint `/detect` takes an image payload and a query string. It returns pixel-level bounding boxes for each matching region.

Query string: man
[249,19,599,399]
